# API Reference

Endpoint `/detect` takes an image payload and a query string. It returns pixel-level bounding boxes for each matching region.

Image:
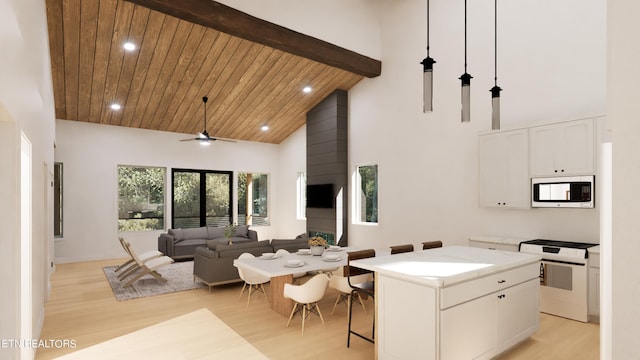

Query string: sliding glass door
[172,169,232,228]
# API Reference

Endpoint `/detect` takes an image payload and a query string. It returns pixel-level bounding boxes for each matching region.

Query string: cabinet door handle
[497,280,506,284]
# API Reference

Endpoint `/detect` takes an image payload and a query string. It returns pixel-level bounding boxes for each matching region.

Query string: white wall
[0,0,56,356]
[217,0,381,60]
[608,0,640,357]
[54,120,286,263]
[346,0,606,252]
[275,126,307,238]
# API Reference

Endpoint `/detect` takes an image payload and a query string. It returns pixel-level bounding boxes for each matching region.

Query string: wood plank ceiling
[46,0,381,144]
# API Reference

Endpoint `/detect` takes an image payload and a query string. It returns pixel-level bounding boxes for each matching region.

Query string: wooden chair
[390,244,414,254]
[346,249,376,347]
[120,239,174,287]
[115,237,163,280]
[422,241,443,250]
[284,273,330,335]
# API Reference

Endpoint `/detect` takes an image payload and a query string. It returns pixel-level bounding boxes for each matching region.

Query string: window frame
[53,162,63,238]
[171,168,233,229]
[117,165,166,233]
[353,163,379,225]
[237,172,270,226]
[296,171,306,220]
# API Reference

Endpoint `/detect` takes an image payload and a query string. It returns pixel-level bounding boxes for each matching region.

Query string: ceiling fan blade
[211,137,237,143]
[178,96,236,144]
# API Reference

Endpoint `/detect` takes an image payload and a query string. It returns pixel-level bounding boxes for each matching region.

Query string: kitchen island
[350,246,541,360]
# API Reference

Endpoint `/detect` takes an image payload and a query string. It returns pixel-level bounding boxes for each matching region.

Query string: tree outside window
[172,169,232,228]
[356,164,378,223]
[238,172,269,226]
[118,166,165,232]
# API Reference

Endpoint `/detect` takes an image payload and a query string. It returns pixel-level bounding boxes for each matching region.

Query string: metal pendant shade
[460,72,472,123]
[491,0,502,130]
[460,0,472,123]
[421,0,436,113]
[491,86,502,130]
[422,56,435,112]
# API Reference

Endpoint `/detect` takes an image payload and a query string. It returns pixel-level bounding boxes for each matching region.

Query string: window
[355,164,378,223]
[296,172,306,219]
[172,169,232,228]
[238,172,269,226]
[53,162,63,237]
[118,166,165,232]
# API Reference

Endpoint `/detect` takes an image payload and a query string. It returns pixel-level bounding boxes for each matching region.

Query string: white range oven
[518,239,598,322]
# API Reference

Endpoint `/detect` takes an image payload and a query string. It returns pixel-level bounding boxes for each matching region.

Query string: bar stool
[422,241,443,250]
[346,249,376,347]
[390,244,414,254]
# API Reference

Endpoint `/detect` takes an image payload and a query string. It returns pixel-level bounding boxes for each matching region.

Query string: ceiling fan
[180,96,236,145]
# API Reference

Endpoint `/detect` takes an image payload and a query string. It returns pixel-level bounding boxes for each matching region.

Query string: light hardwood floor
[37,259,599,359]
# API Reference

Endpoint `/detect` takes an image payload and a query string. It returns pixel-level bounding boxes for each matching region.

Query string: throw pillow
[181,226,208,240]
[235,225,249,237]
[207,226,225,239]
[168,228,184,241]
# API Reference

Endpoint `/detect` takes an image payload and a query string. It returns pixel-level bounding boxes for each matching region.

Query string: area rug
[103,261,206,301]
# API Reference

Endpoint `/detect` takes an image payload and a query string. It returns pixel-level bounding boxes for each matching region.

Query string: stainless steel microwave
[531,176,594,208]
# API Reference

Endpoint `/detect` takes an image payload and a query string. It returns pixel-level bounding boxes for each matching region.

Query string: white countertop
[350,246,540,288]
[468,235,536,246]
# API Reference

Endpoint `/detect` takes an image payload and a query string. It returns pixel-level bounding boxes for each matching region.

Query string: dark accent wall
[306,89,348,246]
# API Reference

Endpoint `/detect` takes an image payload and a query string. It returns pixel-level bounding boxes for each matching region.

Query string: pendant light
[459,0,472,123]
[490,0,502,130]
[421,0,436,113]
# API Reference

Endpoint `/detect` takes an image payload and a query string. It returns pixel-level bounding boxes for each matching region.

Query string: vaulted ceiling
[45,0,381,144]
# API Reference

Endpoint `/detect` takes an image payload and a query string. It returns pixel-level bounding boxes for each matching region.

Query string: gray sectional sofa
[158,225,258,259]
[193,235,311,289]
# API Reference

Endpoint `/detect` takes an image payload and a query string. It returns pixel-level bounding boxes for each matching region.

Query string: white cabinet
[497,279,540,348]
[588,251,600,323]
[358,248,541,360]
[478,129,530,208]
[441,278,539,360]
[529,118,595,176]
[441,291,497,359]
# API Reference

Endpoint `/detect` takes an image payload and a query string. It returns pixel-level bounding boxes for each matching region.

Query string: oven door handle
[540,258,586,266]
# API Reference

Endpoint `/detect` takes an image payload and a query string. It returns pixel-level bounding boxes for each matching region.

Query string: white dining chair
[237,253,270,306]
[284,273,330,335]
[275,249,307,281]
[329,272,371,316]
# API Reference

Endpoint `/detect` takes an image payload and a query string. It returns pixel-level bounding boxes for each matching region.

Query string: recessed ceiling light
[303,86,312,93]
[123,42,136,51]
[110,103,121,110]
[261,125,269,131]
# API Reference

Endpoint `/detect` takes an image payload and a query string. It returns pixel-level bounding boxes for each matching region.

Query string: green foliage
[224,223,237,238]
[118,219,163,232]
[118,166,165,232]
[359,165,378,222]
[172,171,232,228]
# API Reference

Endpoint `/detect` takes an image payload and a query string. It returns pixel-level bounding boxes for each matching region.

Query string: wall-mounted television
[306,184,334,208]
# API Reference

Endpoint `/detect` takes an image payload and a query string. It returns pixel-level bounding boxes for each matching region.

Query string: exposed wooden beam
[124,0,381,78]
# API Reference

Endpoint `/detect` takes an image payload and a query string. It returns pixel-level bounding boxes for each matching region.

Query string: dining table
[233,247,351,317]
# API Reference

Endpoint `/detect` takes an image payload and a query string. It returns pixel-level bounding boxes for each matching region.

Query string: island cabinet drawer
[440,262,539,309]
